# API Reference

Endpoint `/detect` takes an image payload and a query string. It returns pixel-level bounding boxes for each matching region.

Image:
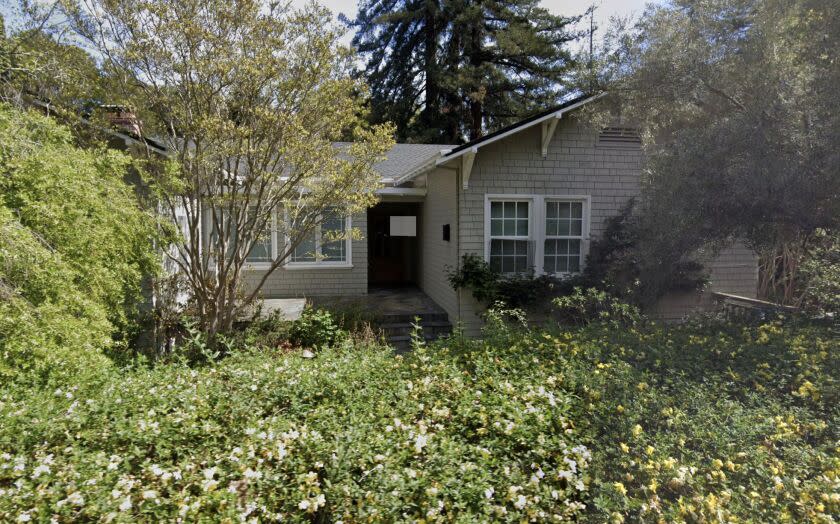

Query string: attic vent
[598,127,641,147]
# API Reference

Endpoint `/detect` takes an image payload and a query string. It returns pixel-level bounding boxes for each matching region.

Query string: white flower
[17,512,31,523]
[203,467,217,480]
[414,434,428,453]
[142,490,158,500]
[202,479,219,492]
[150,464,164,476]
[66,492,85,506]
[575,480,586,491]
[245,428,256,436]
[250,384,258,391]
[119,497,133,512]
[557,470,574,480]
[243,468,262,480]
[514,495,527,509]
[484,487,495,499]
[298,499,310,510]
[32,464,51,478]
[316,494,326,507]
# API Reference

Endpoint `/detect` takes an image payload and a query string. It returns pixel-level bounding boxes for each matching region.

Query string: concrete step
[382,319,452,352]
[379,320,452,337]
[376,312,450,324]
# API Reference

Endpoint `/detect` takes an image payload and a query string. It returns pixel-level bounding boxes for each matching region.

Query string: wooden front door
[368,203,420,286]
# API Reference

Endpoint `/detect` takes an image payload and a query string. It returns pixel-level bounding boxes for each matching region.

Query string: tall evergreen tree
[347,0,579,143]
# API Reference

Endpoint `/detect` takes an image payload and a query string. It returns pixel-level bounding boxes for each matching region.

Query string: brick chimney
[100,105,143,136]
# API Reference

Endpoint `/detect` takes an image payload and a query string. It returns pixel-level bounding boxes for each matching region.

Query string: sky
[3,1,652,41]
[297,0,652,44]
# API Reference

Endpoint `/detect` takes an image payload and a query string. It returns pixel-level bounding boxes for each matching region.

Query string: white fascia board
[436,93,606,166]
[392,154,443,186]
[376,187,427,197]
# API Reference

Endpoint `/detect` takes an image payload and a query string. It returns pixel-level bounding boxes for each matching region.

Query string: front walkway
[310,286,447,319]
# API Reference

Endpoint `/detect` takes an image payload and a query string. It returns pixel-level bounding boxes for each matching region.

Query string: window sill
[284,263,354,270]
[243,262,273,271]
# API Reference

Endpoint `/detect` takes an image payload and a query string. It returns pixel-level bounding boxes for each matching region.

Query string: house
[238,94,759,335]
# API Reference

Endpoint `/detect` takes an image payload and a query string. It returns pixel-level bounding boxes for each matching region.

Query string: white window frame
[284,210,353,270]
[484,194,590,276]
[543,198,588,276]
[485,197,534,274]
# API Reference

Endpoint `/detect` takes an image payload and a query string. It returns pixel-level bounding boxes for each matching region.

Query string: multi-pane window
[246,207,273,263]
[543,201,583,274]
[291,208,348,264]
[489,200,531,274]
[321,211,347,262]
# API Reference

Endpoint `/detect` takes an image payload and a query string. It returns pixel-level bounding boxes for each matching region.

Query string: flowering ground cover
[0,316,837,522]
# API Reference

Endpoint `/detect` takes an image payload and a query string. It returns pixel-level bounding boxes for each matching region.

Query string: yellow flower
[712,459,723,470]
[631,424,643,438]
[613,482,627,496]
[619,442,630,454]
[705,493,718,512]
[645,445,655,455]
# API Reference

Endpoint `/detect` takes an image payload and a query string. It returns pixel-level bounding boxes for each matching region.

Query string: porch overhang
[376,186,427,197]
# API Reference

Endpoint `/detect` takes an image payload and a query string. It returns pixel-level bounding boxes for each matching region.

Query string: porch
[311,287,452,350]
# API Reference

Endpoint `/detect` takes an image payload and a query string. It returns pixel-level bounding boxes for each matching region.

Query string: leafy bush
[551,287,641,326]
[447,253,579,308]
[450,317,838,523]
[0,105,160,386]
[289,307,346,349]
[798,229,840,317]
[583,200,709,306]
[0,342,591,522]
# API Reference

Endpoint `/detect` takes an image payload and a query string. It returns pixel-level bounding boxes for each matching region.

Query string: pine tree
[348,0,579,143]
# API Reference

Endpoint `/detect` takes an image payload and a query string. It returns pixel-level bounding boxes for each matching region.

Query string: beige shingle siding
[455,117,643,334]
[453,116,757,335]
[241,211,367,298]
[419,168,459,320]
[651,240,758,321]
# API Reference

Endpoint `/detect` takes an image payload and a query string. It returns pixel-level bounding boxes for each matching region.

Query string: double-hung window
[289,208,350,266]
[543,200,584,274]
[485,195,589,276]
[245,206,274,264]
[488,200,532,273]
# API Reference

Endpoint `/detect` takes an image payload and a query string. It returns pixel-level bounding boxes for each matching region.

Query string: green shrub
[289,307,346,349]
[447,253,580,308]
[0,104,160,386]
[542,320,837,523]
[0,342,590,522]
[798,229,840,317]
[551,287,641,326]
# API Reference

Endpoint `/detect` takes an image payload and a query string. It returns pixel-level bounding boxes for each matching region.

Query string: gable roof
[438,93,605,164]
[335,143,455,183]
[390,93,605,185]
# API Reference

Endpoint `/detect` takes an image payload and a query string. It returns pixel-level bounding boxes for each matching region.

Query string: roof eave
[436,93,606,166]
